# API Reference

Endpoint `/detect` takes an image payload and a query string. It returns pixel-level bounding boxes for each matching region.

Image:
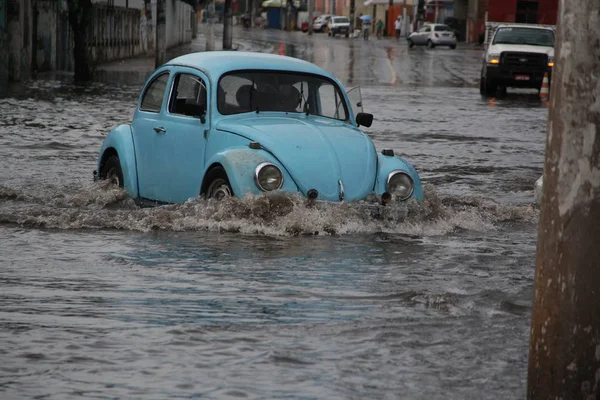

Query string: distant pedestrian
[376,19,383,39]
[394,16,402,40]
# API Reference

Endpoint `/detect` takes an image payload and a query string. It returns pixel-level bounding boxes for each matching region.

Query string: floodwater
[0,30,548,399]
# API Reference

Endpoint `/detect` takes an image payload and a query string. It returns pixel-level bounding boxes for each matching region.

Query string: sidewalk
[96,24,273,74]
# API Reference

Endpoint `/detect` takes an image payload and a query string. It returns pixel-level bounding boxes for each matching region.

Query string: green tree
[66,0,93,81]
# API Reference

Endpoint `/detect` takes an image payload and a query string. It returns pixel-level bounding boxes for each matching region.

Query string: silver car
[408,24,457,49]
[312,14,331,33]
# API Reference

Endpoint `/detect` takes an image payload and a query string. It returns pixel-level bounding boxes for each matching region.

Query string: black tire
[450,44,456,49]
[99,154,124,188]
[407,38,414,48]
[427,39,435,49]
[345,33,349,38]
[480,75,497,97]
[203,166,233,200]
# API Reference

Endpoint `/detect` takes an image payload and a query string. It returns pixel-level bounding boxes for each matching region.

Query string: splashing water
[0,182,539,236]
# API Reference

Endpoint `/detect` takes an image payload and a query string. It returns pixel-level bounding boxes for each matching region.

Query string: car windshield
[493,27,555,46]
[218,71,349,121]
[333,17,349,23]
[434,25,452,32]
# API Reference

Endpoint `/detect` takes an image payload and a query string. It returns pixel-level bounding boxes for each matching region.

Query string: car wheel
[99,154,124,188]
[407,38,414,48]
[204,167,233,200]
[345,33,349,38]
[427,39,435,49]
[450,44,456,49]
[480,76,497,96]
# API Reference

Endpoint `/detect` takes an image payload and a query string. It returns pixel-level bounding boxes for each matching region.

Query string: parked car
[312,14,331,32]
[480,23,555,96]
[407,24,457,49]
[95,52,423,205]
[327,16,351,37]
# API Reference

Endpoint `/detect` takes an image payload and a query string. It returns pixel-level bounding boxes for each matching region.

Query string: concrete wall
[165,0,193,48]
[0,0,193,82]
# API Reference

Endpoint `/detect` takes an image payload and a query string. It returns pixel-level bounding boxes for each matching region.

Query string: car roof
[496,24,554,31]
[166,52,335,81]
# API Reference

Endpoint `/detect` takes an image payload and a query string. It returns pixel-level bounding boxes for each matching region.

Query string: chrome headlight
[387,171,414,201]
[255,162,283,191]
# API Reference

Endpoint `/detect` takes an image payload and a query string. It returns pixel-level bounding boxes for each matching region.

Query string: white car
[407,24,457,49]
[480,24,555,96]
[312,14,331,33]
[327,16,351,37]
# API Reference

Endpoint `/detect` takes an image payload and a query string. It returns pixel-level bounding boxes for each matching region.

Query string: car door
[156,69,210,203]
[131,70,171,202]
[131,68,210,203]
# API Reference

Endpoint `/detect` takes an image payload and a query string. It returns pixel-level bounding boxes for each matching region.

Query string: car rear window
[333,17,349,23]
[434,25,452,32]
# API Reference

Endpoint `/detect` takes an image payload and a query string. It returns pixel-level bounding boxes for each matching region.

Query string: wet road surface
[0,27,548,399]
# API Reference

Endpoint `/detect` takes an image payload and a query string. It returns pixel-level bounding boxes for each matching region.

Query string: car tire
[204,166,233,200]
[99,154,124,188]
[480,76,497,97]
[450,44,456,49]
[427,39,435,49]
[345,33,349,38]
[407,39,414,48]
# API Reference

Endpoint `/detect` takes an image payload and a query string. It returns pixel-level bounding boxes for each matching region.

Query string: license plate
[514,74,530,81]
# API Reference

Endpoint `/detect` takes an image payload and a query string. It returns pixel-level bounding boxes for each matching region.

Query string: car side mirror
[356,112,373,127]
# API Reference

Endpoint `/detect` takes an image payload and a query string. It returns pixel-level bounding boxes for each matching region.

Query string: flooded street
[0,30,548,399]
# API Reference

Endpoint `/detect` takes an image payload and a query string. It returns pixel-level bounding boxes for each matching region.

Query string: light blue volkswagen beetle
[95,52,423,205]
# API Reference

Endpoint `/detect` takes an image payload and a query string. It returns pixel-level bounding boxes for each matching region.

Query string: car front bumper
[486,64,552,88]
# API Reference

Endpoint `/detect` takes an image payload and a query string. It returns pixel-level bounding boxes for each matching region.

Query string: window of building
[516,0,539,24]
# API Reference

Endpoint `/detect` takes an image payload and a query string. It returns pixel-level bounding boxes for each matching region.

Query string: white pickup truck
[480,23,556,96]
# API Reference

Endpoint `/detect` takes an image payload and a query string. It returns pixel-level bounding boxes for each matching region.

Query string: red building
[487,0,558,25]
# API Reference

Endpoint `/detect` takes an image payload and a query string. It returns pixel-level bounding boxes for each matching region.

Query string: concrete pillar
[527,0,600,398]
[0,0,9,86]
[155,0,165,67]
[223,0,232,49]
[7,0,33,81]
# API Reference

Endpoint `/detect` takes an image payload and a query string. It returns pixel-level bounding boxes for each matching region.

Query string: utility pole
[307,0,314,35]
[223,0,233,49]
[206,0,216,51]
[349,0,355,32]
[527,0,600,399]
[155,0,166,67]
[387,0,392,36]
[402,0,407,36]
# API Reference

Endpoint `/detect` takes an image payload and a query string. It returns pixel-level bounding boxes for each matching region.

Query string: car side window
[424,26,431,32]
[168,73,207,119]
[140,73,169,113]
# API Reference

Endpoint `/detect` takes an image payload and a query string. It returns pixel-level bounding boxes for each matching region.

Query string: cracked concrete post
[527,0,600,398]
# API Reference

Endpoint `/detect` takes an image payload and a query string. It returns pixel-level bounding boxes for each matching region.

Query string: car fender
[375,154,424,201]
[97,124,139,198]
[203,148,299,197]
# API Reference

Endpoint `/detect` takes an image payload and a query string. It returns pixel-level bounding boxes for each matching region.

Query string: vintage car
[94,52,423,205]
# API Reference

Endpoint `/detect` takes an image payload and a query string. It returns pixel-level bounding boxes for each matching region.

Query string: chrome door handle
[153,126,166,133]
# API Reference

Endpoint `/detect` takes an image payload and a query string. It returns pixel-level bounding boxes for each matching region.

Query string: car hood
[488,43,554,57]
[216,115,377,201]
